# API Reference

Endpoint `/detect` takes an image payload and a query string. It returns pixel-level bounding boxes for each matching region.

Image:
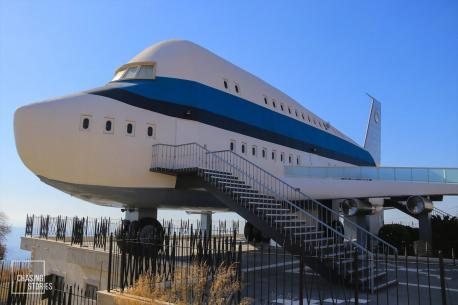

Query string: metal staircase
[150,143,398,291]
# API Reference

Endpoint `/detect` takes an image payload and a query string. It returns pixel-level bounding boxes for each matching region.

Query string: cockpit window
[112,69,126,81]
[111,63,155,81]
[123,66,140,79]
[136,66,154,79]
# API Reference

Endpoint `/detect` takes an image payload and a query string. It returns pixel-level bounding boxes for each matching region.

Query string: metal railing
[151,143,399,291]
[285,166,458,184]
[24,215,243,251]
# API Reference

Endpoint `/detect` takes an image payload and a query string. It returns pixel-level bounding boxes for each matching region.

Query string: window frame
[112,61,156,81]
[234,82,240,94]
[230,140,236,152]
[271,150,277,161]
[80,115,92,132]
[146,123,156,138]
[104,117,115,135]
[241,142,247,155]
[125,120,135,137]
[251,145,257,157]
[262,148,267,159]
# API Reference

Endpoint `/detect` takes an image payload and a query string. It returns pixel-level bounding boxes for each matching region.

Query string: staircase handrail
[207,148,397,254]
[151,143,397,256]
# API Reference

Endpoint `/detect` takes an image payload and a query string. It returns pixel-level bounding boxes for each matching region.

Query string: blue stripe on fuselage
[90,77,376,166]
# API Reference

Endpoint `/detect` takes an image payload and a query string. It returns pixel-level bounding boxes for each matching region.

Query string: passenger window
[288,107,291,114]
[234,82,240,94]
[262,148,267,159]
[280,152,285,163]
[80,115,91,131]
[301,113,305,120]
[280,104,284,111]
[295,110,298,117]
[264,97,268,105]
[126,121,135,136]
[296,156,300,165]
[241,143,246,154]
[104,118,114,134]
[223,79,228,89]
[252,146,257,156]
[272,100,276,108]
[147,125,154,137]
[271,150,277,161]
[288,155,292,164]
[230,140,236,152]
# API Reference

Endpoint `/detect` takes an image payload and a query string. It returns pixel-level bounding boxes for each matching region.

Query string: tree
[0,212,11,260]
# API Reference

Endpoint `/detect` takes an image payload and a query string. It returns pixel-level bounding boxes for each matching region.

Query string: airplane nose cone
[14,101,57,176]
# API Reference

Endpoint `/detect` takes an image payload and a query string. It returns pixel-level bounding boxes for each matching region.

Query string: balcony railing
[285,166,458,184]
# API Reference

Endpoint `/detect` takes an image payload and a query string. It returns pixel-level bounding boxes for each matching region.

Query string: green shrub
[431,215,458,258]
[378,224,416,254]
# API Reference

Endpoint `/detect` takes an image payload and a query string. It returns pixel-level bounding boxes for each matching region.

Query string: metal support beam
[200,211,213,234]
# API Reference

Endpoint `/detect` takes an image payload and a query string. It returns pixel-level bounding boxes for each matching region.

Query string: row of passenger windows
[80,115,155,138]
[263,95,331,131]
[230,141,300,165]
[221,79,333,133]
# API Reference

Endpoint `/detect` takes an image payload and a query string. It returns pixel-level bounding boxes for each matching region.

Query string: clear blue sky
[1,1,457,226]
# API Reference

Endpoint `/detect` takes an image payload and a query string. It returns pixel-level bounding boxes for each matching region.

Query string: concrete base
[20,237,109,291]
[124,208,157,221]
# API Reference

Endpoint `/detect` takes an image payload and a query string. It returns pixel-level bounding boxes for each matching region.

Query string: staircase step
[248,201,281,207]
[323,251,355,258]
[294,230,324,236]
[303,237,334,243]
[265,213,297,217]
[239,196,276,201]
[256,208,290,213]
[231,190,259,195]
[206,172,237,179]
[274,219,307,223]
[283,225,316,230]
[373,279,398,291]
[316,243,347,250]
[201,169,232,175]
[359,271,387,283]
[219,182,250,188]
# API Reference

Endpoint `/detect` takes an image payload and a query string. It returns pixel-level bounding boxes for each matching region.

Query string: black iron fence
[106,235,458,305]
[24,214,243,250]
[22,215,458,304]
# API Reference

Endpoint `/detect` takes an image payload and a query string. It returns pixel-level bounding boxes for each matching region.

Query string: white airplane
[14,40,458,238]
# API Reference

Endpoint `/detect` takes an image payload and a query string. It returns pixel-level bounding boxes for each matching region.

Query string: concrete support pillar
[417,212,432,254]
[124,208,157,221]
[200,212,213,234]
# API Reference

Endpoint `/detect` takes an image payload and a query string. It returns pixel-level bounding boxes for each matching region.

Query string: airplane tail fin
[364,95,381,166]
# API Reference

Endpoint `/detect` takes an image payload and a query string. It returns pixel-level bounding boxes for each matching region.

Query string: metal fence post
[67,286,72,305]
[107,233,113,292]
[439,251,447,305]
[353,250,359,305]
[299,254,304,305]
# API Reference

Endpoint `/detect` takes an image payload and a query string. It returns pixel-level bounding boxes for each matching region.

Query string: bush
[378,224,417,254]
[431,215,458,258]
